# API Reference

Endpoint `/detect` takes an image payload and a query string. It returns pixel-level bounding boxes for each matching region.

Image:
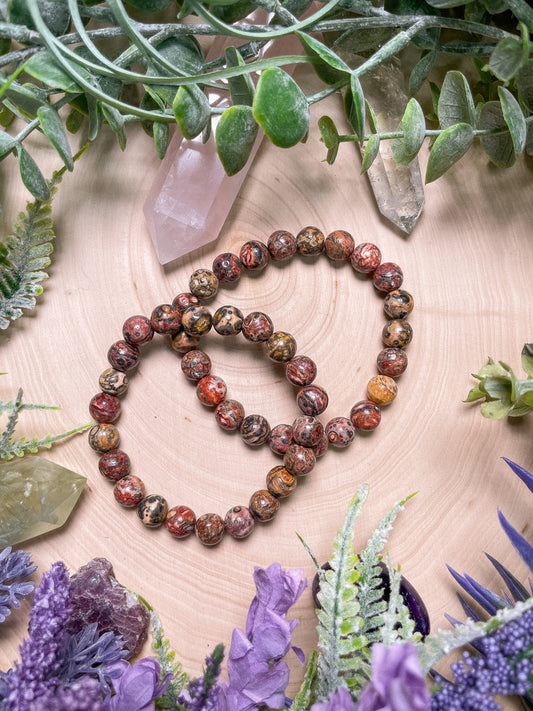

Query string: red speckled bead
[283,444,316,476]
[137,494,168,527]
[296,385,329,416]
[292,416,324,447]
[88,423,120,452]
[170,330,201,354]
[122,315,154,346]
[165,505,196,538]
[268,424,293,455]
[224,506,255,539]
[368,375,398,405]
[196,513,225,546]
[242,312,274,342]
[108,340,139,372]
[382,319,413,348]
[150,304,182,334]
[266,466,297,498]
[296,226,325,256]
[239,240,269,271]
[240,414,270,446]
[249,490,280,521]
[189,268,219,299]
[350,243,382,273]
[197,375,227,407]
[213,305,244,336]
[267,230,297,261]
[325,417,356,447]
[181,305,212,336]
[384,289,414,319]
[377,347,408,377]
[215,399,245,431]
[172,292,200,314]
[324,230,355,261]
[350,400,381,431]
[265,331,297,363]
[98,449,130,481]
[312,432,329,458]
[212,253,243,283]
[181,349,211,381]
[286,355,317,386]
[89,392,121,423]
[373,262,403,292]
[113,475,145,507]
[99,367,129,397]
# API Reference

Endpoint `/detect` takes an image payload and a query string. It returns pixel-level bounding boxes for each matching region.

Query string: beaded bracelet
[87,227,414,546]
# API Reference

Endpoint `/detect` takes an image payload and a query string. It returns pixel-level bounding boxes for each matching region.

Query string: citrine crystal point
[0,455,86,547]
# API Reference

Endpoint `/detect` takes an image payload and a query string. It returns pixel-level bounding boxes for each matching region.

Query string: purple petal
[498,508,533,573]
[502,457,533,494]
[291,645,306,664]
[228,628,253,661]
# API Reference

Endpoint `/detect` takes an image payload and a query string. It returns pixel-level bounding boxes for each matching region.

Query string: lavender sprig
[0,546,36,623]
[177,644,224,711]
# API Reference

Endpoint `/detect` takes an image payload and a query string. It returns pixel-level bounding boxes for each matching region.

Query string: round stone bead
[267,230,297,261]
[265,331,297,363]
[108,340,140,372]
[239,240,269,271]
[325,417,356,448]
[296,385,329,416]
[189,268,219,299]
[181,305,212,336]
[324,230,355,261]
[113,475,145,507]
[384,289,414,319]
[213,305,244,336]
[349,400,381,431]
[373,262,403,292]
[283,444,316,476]
[296,226,325,256]
[382,319,413,348]
[170,330,201,354]
[99,367,129,397]
[240,414,270,446]
[350,242,382,273]
[98,449,130,481]
[197,375,227,407]
[88,423,120,452]
[224,506,255,539]
[242,312,274,342]
[312,432,329,458]
[249,490,280,521]
[181,349,211,381]
[377,347,408,377]
[266,466,297,498]
[89,392,121,423]
[268,423,293,455]
[137,494,168,527]
[122,315,154,346]
[286,355,317,386]
[212,252,243,283]
[367,375,398,405]
[215,399,245,431]
[150,304,182,334]
[196,513,225,546]
[292,415,324,447]
[165,505,196,538]
[172,292,200,314]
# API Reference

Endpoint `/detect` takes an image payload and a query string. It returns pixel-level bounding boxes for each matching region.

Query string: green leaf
[25,51,82,94]
[361,134,380,173]
[173,84,211,140]
[144,36,204,106]
[482,0,509,13]
[296,31,352,75]
[349,75,365,141]
[253,67,309,149]
[124,0,174,8]
[479,101,516,168]
[100,104,127,151]
[517,60,533,112]
[425,123,473,183]
[392,98,425,165]
[215,105,258,176]
[425,0,475,7]
[409,49,437,97]
[153,122,170,160]
[480,399,512,419]
[0,131,16,158]
[225,47,254,107]
[498,86,527,157]
[8,0,70,35]
[522,344,533,378]
[16,145,50,201]
[318,115,340,164]
[65,108,84,134]
[488,36,525,83]
[438,71,476,129]
[37,104,73,171]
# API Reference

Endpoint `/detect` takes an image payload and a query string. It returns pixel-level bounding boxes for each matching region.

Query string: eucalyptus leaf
[498,86,527,156]
[425,122,473,183]
[16,145,50,201]
[173,84,211,140]
[318,116,339,164]
[479,101,515,168]
[8,0,70,35]
[25,51,83,94]
[488,36,525,83]
[482,0,508,12]
[86,94,100,142]
[216,105,258,176]
[252,67,309,149]
[153,122,170,160]
[480,400,512,419]
[437,71,476,129]
[348,75,365,141]
[145,36,204,106]
[361,134,380,173]
[225,47,254,107]
[522,344,533,379]
[37,104,73,170]
[392,98,425,164]
[100,104,127,151]
[409,49,437,97]
[296,31,352,75]
[517,60,533,112]
[65,108,84,134]
[526,125,533,157]
[0,131,15,158]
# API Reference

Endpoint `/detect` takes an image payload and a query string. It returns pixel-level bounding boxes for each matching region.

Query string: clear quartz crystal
[0,456,86,546]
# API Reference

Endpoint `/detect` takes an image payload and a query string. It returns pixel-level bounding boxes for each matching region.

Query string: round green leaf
[216,105,258,176]
[8,0,70,35]
[361,135,380,174]
[438,71,476,129]
[425,122,474,183]
[498,86,527,157]
[517,60,533,112]
[479,101,515,167]
[488,37,525,83]
[173,84,211,140]
[252,68,309,149]
[402,98,426,156]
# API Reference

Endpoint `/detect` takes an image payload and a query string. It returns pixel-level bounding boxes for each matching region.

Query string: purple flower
[28,676,107,711]
[356,643,430,711]
[106,657,170,711]
[311,686,357,711]
[0,547,36,623]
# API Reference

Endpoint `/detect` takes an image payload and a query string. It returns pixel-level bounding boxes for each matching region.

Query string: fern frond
[291,651,318,711]
[381,554,420,646]
[150,609,188,708]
